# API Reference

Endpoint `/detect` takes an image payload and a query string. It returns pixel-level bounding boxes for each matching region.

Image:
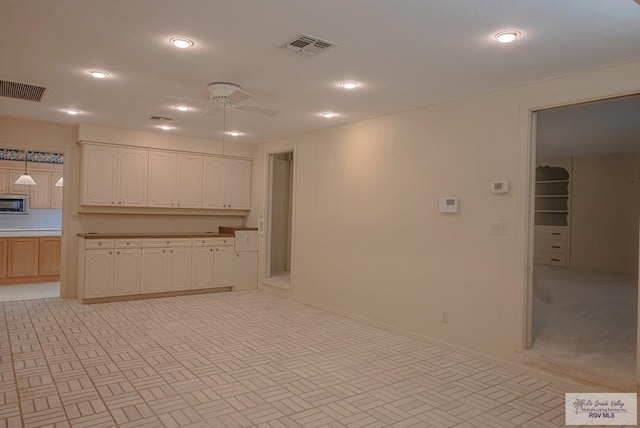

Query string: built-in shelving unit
[534,162,571,266]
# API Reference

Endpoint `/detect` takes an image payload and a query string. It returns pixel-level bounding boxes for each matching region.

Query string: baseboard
[81,287,232,304]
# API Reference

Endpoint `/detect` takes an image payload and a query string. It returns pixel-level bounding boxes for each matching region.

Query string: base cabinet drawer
[534,251,567,266]
[534,239,566,254]
[534,226,567,241]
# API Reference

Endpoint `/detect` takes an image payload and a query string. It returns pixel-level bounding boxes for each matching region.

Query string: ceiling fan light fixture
[90,70,109,79]
[159,125,172,131]
[339,81,359,89]
[495,30,521,43]
[170,37,194,49]
[174,105,190,112]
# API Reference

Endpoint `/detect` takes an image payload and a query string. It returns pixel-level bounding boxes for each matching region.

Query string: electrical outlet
[441,310,449,324]
[490,222,507,235]
[71,212,80,221]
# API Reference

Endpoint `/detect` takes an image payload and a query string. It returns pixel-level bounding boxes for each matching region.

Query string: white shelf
[535,210,569,213]
[535,195,569,198]
[536,179,570,184]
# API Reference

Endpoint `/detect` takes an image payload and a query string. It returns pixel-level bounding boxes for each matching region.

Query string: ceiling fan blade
[162,94,211,104]
[227,88,253,104]
[200,107,220,117]
[235,104,279,116]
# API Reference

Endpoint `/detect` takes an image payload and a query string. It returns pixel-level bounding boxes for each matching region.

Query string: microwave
[0,194,29,214]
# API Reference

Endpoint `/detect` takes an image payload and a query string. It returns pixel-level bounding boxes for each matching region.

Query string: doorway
[526,95,640,389]
[0,149,63,302]
[263,150,294,289]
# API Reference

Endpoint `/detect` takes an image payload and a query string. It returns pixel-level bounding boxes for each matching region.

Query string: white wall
[570,151,640,275]
[249,60,640,363]
[0,119,254,298]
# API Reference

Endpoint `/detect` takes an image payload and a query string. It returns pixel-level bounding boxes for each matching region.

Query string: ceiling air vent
[149,116,173,122]
[280,33,337,56]
[0,80,47,102]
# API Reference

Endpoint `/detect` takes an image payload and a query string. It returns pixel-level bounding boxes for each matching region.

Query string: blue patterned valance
[0,149,63,164]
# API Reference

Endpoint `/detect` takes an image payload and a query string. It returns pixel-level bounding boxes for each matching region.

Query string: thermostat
[439,197,459,213]
[491,181,509,194]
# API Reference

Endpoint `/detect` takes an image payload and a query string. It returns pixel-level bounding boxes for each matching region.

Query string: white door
[85,249,114,298]
[227,159,251,209]
[176,154,203,208]
[82,144,117,206]
[141,248,167,293]
[213,246,234,287]
[167,247,191,291]
[192,247,214,289]
[114,249,141,295]
[234,252,258,291]
[117,148,148,207]
[202,157,227,208]
[29,171,51,208]
[148,152,176,207]
[50,172,63,209]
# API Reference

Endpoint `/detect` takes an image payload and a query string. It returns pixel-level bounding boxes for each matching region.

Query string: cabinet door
[202,157,227,208]
[117,148,148,207]
[114,249,141,295]
[8,237,39,277]
[38,237,61,276]
[213,246,234,287]
[141,248,167,293]
[29,171,51,209]
[50,172,63,209]
[167,247,191,291]
[191,247,214,289]
[84,249,114,298]
[9,169,31,195]
[148,152,176,207]
[176,154,203,208]
[0,169,10,194]
[0,238,7,278]
[82,145,117,206]
[234,252,258,291]
[227,159,251,209]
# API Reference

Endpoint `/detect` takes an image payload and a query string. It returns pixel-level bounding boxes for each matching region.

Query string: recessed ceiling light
[227,131,241,137]
[339,81,359,89]
[90,70,109,79]
[65,109,79,115]
[495,30,521,43]
[170,37,194,49]
[159,125,172,131]
[174,105,190,112]
[321,112,337,118]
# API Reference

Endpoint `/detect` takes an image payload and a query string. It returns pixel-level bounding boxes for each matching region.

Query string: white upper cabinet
[176,155,203,208]
[227,159,251,209]
[148,151,176,208]
[202,157,227,208]
[117,148,148,207]
[82,145,117,206]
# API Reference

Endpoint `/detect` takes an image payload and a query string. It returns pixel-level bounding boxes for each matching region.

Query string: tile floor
[0,291,629,427]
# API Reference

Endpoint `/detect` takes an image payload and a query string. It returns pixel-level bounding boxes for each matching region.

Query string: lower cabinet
[234,252,258,291]
[0,236,61,285]
[8,237,39,278]
[79,236,236,300]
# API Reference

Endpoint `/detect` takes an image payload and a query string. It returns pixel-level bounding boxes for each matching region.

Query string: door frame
[261,145,296,289]
[523,92,640,387]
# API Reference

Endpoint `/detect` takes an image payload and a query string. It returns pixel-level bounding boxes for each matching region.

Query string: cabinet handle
[236,254,239,257]
[551,232,561,235]
[126,242,130,245]
[166,241,170,244]
[177,203,180,206]
[551,246,560,249]
[216,249,219,252]
[109,251,113,255]
[118,201,122,205]
[171,203,175,206]
[551,258,561,262]
[117,251,120,255]
[210,249,213,252]
[170,250,173,253]
[162,250,166,253]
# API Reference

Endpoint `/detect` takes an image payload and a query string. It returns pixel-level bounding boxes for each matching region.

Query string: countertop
[0,229,62,237]
[77,232,235,239]
[219,227,258,233]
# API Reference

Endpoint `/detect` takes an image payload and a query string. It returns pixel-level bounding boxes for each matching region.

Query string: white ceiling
[537,95,640,159]
[2,0,640,144]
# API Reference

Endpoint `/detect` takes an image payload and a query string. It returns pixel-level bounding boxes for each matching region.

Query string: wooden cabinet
[0,170,9,194]
[84,249,114,298]
[38,237,61,276]
[213,245,234,287]
[82,144,117,206]
[9,170,31,195]
[30,171,52,208]
[8,237,39,278]
[51,172,63,209]
[0,238,7,278]
[117,148,148,207]
[114,248,141,295]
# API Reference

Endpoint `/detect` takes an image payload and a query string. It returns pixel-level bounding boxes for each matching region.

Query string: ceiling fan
[166,82,279,117]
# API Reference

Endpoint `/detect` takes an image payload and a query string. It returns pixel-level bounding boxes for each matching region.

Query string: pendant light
[55,177,64,187]
[15,150,37,186]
